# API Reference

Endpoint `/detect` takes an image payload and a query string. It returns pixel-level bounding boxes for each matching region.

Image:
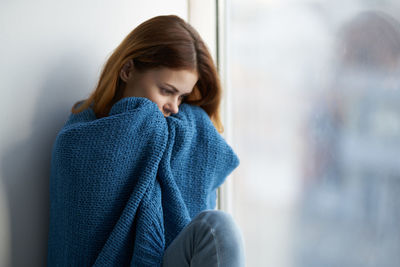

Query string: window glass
[229,1,400,266]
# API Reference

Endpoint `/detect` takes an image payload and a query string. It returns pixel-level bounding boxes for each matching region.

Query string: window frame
[188,0,235,214]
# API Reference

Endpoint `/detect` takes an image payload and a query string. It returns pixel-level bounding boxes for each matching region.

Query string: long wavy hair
[72,15,223,132]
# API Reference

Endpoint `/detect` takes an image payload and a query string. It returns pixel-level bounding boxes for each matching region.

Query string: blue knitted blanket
[47,97,239,266]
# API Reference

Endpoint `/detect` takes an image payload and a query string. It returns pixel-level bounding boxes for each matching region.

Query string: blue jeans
[162,210,245,267]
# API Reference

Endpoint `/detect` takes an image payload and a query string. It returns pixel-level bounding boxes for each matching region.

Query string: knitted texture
[47,97,239,266]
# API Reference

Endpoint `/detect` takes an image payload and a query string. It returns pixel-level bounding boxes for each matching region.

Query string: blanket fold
[47,97,239,266]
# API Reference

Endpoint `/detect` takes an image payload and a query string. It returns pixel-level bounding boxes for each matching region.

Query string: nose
[163,98,179,116]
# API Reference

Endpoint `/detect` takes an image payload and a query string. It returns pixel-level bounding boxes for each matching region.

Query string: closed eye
[160,87,173,95]
[160,85,190,102]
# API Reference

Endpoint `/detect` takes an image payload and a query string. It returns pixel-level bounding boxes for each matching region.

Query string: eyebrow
[164,83,191,96]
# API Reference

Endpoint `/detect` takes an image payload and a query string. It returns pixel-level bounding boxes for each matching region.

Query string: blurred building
[297,10,400,267]
[229,1,400,266]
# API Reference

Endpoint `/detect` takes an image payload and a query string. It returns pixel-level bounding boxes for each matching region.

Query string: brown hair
[72,15,223,132]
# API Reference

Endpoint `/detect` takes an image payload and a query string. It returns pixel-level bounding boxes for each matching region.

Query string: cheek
[146,91,166,111]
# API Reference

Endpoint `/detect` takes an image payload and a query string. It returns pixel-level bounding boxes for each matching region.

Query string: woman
[47,15,244,266]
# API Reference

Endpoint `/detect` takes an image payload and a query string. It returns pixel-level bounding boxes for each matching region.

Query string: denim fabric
[162,210,245,267]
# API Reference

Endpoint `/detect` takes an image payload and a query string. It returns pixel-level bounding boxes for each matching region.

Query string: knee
[193,210,245,265]
[196,210,234,227]
[194,210,243,241]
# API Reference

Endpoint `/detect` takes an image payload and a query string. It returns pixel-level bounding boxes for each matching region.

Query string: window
[228,0,400,266]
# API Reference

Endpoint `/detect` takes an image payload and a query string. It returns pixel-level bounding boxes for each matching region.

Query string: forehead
[151,68,198,88]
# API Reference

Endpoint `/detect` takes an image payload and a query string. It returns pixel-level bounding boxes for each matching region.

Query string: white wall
[0,1,188,266]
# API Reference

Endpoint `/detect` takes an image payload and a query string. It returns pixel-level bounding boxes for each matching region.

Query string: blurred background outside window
[228,0,400,266]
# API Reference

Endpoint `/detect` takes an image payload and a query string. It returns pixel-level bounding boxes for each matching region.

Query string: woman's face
[119,61,198,117]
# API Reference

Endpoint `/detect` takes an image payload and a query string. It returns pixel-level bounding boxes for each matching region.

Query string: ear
[119,59,135,82]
